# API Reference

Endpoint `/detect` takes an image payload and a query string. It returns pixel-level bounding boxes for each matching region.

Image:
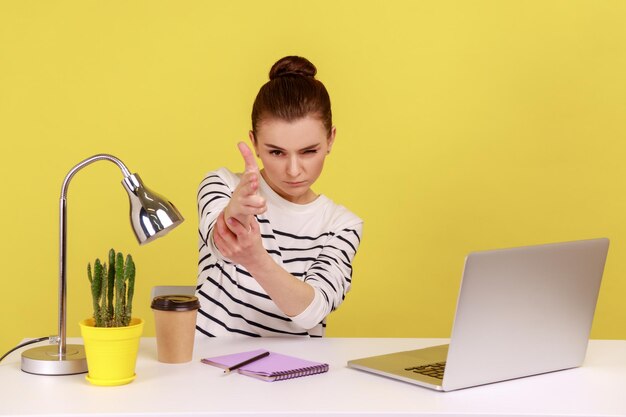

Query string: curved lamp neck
[60,154,131,199]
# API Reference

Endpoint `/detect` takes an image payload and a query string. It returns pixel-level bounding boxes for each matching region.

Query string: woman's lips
[285,181,306,187]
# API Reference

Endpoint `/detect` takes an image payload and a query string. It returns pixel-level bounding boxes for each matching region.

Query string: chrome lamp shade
[123,173,184,245]
[21,154,183,376]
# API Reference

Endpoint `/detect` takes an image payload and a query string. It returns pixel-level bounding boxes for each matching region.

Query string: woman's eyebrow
[300,143,321,151]
[263,143,285,151]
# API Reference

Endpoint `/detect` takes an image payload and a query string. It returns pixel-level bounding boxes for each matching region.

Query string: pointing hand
[223,142,267,232]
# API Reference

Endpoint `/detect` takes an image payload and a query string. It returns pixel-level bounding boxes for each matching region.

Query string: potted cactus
[79,249,144,386]
[87,249,136,327]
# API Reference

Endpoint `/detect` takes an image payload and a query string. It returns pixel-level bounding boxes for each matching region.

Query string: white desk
[1,338,626,417]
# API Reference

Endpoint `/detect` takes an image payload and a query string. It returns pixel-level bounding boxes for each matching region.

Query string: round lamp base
[21,344,88,375]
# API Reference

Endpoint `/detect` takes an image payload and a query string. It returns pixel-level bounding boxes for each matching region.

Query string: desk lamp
[21,154,184,375]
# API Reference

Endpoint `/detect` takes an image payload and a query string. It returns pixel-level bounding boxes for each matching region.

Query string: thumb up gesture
[223,142,267,230]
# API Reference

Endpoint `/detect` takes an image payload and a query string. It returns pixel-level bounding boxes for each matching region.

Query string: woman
[197,56,363,337]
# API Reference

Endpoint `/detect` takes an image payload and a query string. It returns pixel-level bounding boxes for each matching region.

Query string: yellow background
[1,1,625,357]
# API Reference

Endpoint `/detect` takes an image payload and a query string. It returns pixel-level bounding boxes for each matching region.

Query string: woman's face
[250,116,335,204]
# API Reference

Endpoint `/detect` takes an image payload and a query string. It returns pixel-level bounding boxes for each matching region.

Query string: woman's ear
[249,130,259,156]
[327,126,337,154]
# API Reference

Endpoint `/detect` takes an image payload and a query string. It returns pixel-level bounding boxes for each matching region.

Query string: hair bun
[269,56,317,80]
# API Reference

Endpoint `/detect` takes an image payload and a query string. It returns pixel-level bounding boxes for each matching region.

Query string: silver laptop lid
[442,238,609,391]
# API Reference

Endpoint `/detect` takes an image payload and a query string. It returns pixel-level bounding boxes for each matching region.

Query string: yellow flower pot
[79,317,144,386]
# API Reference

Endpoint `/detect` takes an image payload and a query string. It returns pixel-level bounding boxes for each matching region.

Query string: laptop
[347,238,610,391]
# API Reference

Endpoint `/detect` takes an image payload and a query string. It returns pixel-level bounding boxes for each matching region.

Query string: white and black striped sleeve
[197,169,235,261]
[291,221,363,329]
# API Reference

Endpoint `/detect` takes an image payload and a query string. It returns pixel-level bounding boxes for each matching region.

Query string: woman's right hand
[223,142,267,230]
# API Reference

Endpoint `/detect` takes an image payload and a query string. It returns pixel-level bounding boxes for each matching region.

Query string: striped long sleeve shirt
[196,167,363,337]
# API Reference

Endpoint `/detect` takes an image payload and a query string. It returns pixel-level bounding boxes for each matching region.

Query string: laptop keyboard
[405,362,446,379]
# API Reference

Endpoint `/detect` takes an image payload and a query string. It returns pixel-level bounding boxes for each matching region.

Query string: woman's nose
[287,156,301,176]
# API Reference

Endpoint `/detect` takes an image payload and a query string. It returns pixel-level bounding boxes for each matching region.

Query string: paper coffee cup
[151,294,200,364]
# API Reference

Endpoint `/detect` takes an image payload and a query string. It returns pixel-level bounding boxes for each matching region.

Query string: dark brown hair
[251,56,332,137]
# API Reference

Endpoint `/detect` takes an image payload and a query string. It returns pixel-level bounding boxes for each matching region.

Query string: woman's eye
[269,150,283,156]
[303,150,318,154]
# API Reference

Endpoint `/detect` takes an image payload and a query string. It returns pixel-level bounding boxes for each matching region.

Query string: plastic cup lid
[151,295,200,311]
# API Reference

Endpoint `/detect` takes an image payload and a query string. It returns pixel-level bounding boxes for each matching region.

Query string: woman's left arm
[213,211,363,326]
[213,212,315,316]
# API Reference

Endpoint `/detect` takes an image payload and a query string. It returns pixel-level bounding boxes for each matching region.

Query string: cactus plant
[87,249,136,327]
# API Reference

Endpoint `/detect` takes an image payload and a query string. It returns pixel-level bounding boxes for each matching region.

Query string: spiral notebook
[201,349,329,382]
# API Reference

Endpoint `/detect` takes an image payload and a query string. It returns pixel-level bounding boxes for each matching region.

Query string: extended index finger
[237,142,259,173]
